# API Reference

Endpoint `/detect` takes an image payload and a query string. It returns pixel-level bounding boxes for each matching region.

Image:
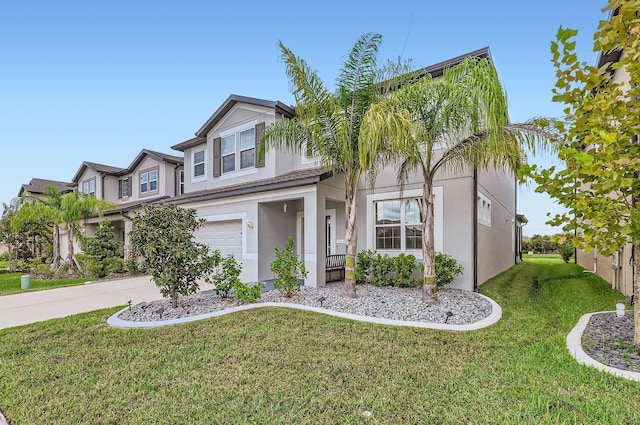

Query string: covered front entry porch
[256,189,346,288]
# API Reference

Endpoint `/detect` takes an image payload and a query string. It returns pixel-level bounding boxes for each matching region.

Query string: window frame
[366,187,443,253]
[192,148,206,181]
[477,192,492,227]
[139,167,159,196]
[374,198,423,251]
[219,120,258,176]
[119,177,130,198]
[81,178,96,197]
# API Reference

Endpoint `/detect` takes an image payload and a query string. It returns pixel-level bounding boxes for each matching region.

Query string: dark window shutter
[255,122,265,168]
[213,137,222,177]
[118,180,122,199]
[127,177,132,196]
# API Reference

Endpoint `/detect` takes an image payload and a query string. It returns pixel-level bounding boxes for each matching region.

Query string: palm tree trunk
[422,183,438,304]
[634,244,640,351]
[51,224,62,268]
[343,190,359,299]
[67,222,75,274]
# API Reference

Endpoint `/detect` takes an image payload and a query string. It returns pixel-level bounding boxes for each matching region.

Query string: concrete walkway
[0,276,213,330]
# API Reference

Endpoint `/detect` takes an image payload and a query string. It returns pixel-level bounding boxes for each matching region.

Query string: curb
[567,311,640,382]
[107,292,502,331]
[0,407,8,425]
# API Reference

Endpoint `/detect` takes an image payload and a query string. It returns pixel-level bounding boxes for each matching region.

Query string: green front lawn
[0,271,91,296]
[0,261,637,423]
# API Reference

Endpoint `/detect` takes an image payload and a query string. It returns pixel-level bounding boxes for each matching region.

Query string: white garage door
[194,220,243,259]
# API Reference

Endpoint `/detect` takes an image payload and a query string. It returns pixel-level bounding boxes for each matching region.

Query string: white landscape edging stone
[107,292,502,331]
[567,311,640,382]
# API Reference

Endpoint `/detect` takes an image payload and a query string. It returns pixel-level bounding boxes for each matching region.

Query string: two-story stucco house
[49,47,521,292]
[162,48,520,291]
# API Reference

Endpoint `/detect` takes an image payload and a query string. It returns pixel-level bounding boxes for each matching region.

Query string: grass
[522,253,566,264]
[0,271,91,296]
[0,261,638,424]
[0,260,7,268]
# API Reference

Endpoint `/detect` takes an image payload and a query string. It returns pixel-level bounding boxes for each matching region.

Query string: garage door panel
[194,220,242,259]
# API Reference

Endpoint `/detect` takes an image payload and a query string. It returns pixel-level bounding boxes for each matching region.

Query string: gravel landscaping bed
[117,283,493,325]
[582,311,640,373]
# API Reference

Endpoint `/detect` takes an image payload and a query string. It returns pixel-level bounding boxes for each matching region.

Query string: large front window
[375,198,422,250]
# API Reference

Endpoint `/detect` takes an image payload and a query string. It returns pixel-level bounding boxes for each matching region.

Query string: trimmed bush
[434,252,463,288]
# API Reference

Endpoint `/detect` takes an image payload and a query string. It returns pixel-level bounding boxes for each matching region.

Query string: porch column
[123,218,134,259]
[303,191,326,288]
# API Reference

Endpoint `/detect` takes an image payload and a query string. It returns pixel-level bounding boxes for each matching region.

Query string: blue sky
[0,0,607,235]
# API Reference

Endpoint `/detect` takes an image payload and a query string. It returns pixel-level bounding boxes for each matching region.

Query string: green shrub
[558,240,574,263]
[234,282,264,304]
[271,236,307,297]
[392,253,419,287]
[207,251,238,298]
[32,263,55,279]
[355,250,375,284]
[125,256,140,275]
[82,220,123,279]
[434,252,463,288]
[0,252,8,261]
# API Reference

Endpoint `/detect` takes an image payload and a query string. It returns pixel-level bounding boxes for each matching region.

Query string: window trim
[192,148,206,181]
[81,177,96,197]
[139,166,159,197]
[366,187,443,253]
[477,192,492,227]
[118,177,130,199]
[218,120,257,176]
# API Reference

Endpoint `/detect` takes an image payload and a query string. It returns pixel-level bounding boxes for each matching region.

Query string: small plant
[371,253,393,287]
[558,239,574,263]
[435,252,463,288]
[234,282,265,304]
[207,251,241,298]
[125,256,140,275]
[271,236,307,297]
[82,220,123,279]
[32,263,55,279]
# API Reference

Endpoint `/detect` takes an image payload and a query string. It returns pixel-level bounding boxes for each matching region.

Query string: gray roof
[169,167,331,205]
[171,95,296,152]
[19,178,73,196]
[127,149,183,171]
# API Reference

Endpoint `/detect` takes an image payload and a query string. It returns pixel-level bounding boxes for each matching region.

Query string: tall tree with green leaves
[260,33,406,299]
[129,203,214,308]
[524,0,640,349]
[12,185,113,273]
[362,57,554,304]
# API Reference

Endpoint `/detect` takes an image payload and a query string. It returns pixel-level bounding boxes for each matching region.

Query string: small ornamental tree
[523,0,640,349]
[271,236,307,298]
[129,203,212,308]
[82,220,123,278]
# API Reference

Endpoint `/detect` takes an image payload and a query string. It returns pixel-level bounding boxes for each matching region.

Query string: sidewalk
[0,276,213,330]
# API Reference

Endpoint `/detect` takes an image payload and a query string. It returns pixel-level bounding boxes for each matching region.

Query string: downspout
[473,167,478,292]
[100,173,105,198]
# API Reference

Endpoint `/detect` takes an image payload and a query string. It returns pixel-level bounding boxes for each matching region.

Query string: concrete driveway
[0,276,214,330]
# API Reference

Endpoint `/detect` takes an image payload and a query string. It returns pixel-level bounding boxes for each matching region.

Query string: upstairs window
[118,177,131,198]
[81,178,96,197]
[140,168,158,194]
[180,170,184,194]
[216,122,261,176]
[193,149,205,178]
[222,134,236,173]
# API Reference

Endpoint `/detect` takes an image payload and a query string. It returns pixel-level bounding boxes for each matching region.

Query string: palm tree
[260,33,405,299]
[12,185,114,273]
[362,57,555,304]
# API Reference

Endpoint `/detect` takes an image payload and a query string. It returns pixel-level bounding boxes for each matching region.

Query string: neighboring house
[18,178,73,198]
[575,11,634,297]
[48,48,523,292]
[61,149,184,259]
